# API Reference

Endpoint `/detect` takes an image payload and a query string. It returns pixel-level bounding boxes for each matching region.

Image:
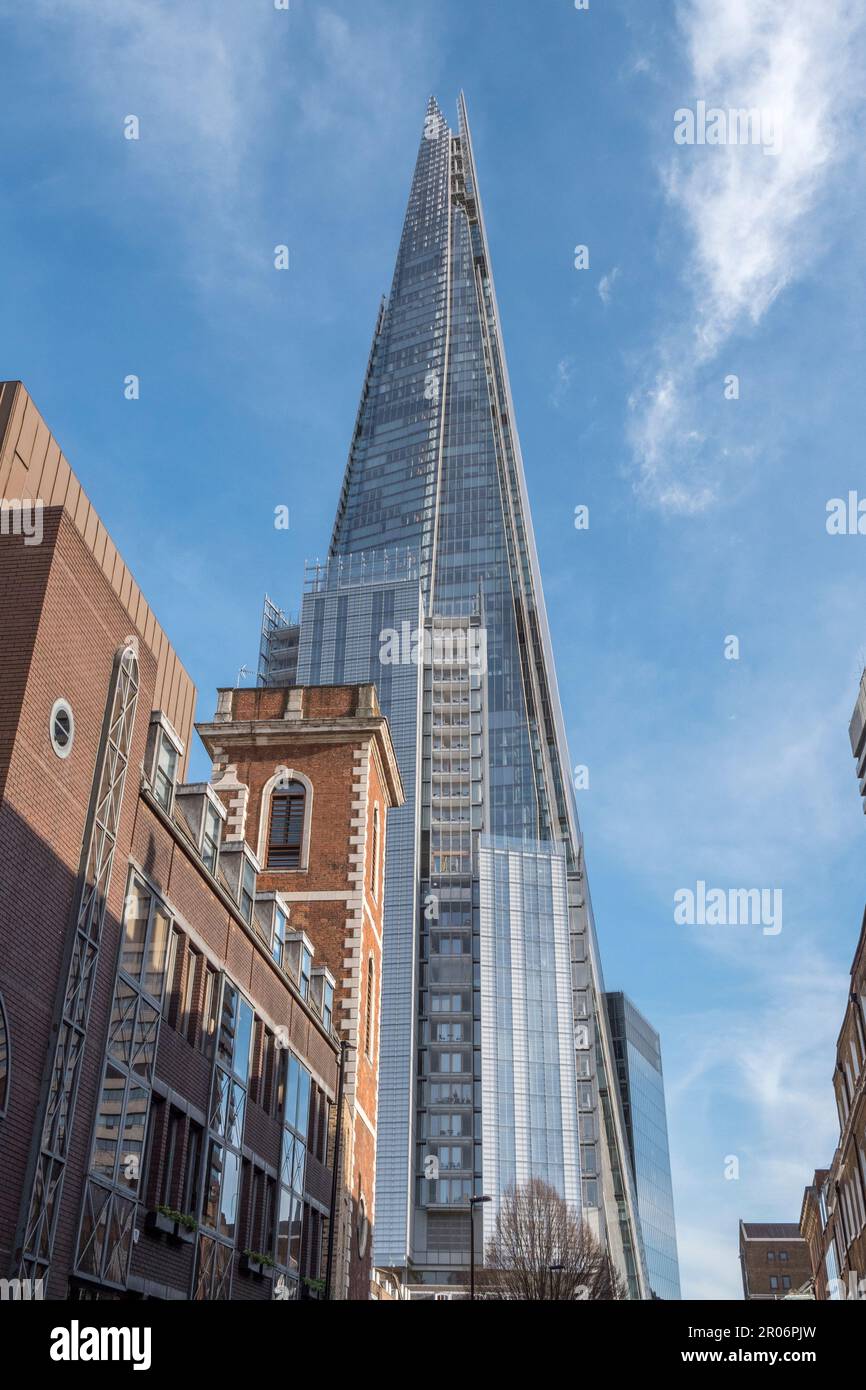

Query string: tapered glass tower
[264,94,648,1295]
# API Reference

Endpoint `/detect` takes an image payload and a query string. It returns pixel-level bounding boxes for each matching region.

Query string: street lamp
[469,1194,491,1301]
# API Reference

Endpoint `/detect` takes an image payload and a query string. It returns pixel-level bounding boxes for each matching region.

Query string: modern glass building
[262,94,648,1295]
[606,992,681,1300]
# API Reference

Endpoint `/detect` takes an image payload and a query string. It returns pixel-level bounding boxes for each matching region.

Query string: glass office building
[606,993,681,1300]
[264,95,647,1293]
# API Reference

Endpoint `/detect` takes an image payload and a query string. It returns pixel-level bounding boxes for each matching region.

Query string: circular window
[50,698,75,759]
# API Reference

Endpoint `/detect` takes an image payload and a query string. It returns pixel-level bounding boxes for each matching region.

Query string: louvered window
[267,783,306,869]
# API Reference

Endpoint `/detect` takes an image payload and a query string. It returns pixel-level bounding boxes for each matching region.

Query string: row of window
[144,730,386,1049]
[144,747,338,1036]
[835,988,866,1131]
[85,875,334,1296]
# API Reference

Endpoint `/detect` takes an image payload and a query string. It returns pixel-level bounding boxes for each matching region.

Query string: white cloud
[630,0,866,512]
[550,356,576,409]
[22,0,277,286]
[16,1,435,295]
[597,266,620,305]
[668,943,846,1297]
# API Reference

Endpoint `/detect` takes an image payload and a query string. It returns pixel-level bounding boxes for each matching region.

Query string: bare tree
[482,1179,627,1300]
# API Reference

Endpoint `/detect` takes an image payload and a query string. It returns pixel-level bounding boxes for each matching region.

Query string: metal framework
[16,642,140,1285]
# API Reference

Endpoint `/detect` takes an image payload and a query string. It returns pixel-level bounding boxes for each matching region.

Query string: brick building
[799,1170,831,1301]
[795,674,866,1301]
[196,683,403,1299]
[0,380,402,1299]
[798,911,866,1302]
[738,1222,812,1300]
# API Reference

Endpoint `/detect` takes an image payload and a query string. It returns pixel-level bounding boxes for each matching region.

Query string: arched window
[267,781,306,869]
[370,805,380,898]
[0,992,9,1118]
[365,956,375,1060]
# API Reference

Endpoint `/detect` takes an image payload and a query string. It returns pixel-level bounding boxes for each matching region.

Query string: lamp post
[469,1194,491,1300]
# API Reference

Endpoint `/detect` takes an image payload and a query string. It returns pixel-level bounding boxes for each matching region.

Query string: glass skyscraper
[263,94,648,1295]
[606,992,682,1300]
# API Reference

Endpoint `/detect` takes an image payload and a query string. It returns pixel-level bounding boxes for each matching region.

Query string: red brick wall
[0,510,160,1292]
[0,513,340,1296]
[204,707,393,1298]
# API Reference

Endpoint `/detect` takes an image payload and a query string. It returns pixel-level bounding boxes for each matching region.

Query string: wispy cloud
[15,1,436,297]
[629,0,866,512]
[598,266,620,305]
[669,942,846,1298]
[550,355,576,409]
[20,0,280,288]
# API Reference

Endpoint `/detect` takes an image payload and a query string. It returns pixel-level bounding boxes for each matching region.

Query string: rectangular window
[218,982,238,1070]
[272,909,288,969]
[92,1064,125,1182]
[161,1107,183,1207]
[202,802,222,873]
[118,1082,148,1192]
[204,1140,223,1231]
[165,928,183,1026]
[250,1019,264,1105]
[144,907,171,999]
[183,1122,203,1218]
[200,964,218,1058]
[182,948,200,1043]
[263,1030,276,1116]
[240,858,256,924]
[219,1149,240,1241]
[154,734,178,811]
[263,1176,276,1260]
[300,946,312,1002]
[234,997,254,1085]
[120,884,150,980]
[276,1187,292,1268]
[268,787,305,869]
[285,1053,311,1136]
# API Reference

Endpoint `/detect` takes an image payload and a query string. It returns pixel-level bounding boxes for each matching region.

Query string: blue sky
[2,0,865,1299]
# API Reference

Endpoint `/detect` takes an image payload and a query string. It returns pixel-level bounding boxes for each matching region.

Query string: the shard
[263,94,648,1296]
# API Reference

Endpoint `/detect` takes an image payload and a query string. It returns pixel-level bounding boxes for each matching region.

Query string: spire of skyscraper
[267,95,649,1296]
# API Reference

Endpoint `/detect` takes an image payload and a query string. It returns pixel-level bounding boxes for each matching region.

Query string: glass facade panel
[267,95,645,1290]
[606,992,682,1300]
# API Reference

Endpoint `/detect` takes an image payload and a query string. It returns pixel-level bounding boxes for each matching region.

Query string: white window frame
[49,697,75,759]
[257,765,314,872]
